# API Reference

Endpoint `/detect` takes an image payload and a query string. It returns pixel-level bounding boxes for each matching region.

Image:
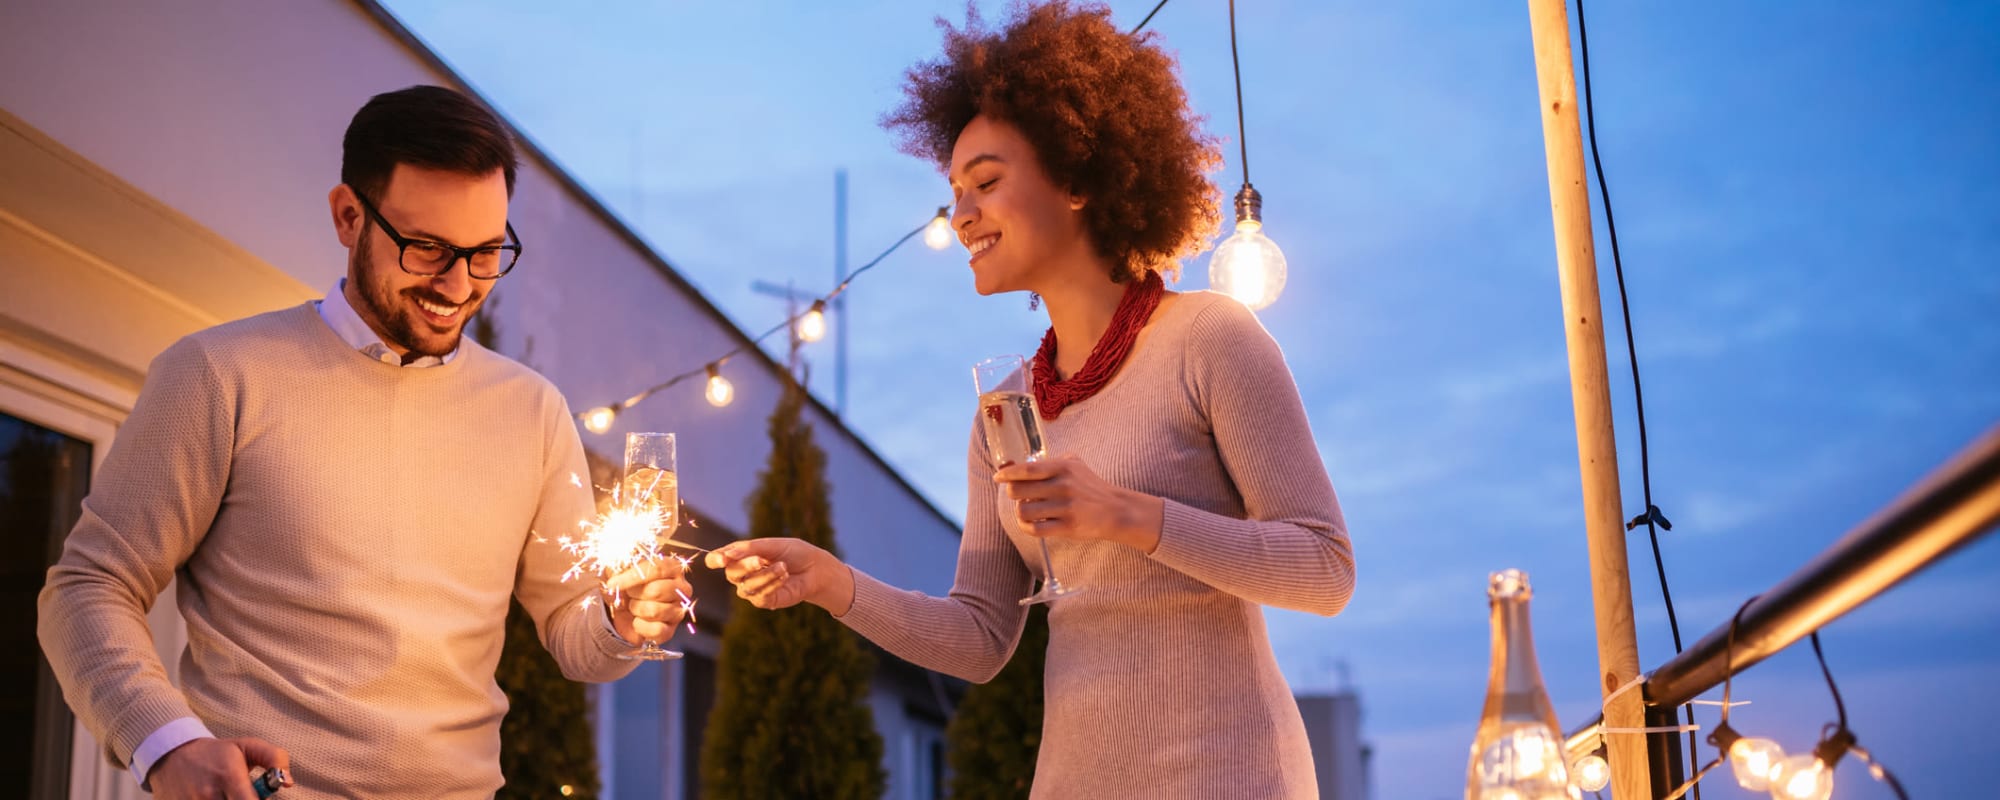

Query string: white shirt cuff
[131,716,215,789]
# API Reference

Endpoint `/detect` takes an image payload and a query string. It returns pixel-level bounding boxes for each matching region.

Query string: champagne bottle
[1466,569,1575,800]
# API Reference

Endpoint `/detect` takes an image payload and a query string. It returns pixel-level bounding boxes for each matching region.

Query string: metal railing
[1564,424,2000,790]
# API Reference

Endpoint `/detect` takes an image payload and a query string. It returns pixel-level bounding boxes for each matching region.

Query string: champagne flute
[619,431,684,661]
[974,355,1081,606]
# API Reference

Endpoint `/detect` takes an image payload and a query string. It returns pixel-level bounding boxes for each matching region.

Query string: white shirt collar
[316,279,458,367]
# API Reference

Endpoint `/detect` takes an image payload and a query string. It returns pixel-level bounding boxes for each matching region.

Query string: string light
[572,208,943,430]
[1767,753,1833,800]
[797,299,828,343]
[1669,605,1913,800]
[1692,599,1767,797]
[581,405,617,435]
[704,363,734,408]
[1572,751,1610,793]
[922,206,953,250]
[1206,0,1289,311]
[1726,736,1786,792]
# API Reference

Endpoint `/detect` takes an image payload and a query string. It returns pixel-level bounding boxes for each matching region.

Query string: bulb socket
[1233,183,1263,225]
[1812,728,1855,769]
[1707,720,1742,751]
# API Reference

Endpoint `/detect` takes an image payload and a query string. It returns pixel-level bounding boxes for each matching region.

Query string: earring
[1028,293,1042,311]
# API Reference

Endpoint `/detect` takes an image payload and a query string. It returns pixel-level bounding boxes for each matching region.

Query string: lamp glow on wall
[1206,0,1289,311]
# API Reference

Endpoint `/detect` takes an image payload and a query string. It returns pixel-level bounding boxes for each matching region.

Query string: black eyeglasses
[353,190,523,279]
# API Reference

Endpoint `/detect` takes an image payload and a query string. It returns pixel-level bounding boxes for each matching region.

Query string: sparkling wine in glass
[974,355,1080,606]
[619,431,684,661]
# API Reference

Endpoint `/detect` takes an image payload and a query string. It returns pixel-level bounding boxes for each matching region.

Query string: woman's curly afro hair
[884,1,1222,283]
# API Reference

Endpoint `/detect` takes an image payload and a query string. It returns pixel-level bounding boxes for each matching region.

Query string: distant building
[0,1,961,798]
[1296,688,1372,800]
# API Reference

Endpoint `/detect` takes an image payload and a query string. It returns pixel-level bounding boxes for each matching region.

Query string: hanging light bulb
[1206,0,1288,312]
[1571,752,1610,793]
[704,363,734,407]
[797,300,828,343]
[923,206,953,250]
[1728,736,1787,792]
[1767,753,1833,800]
[1208,184,1289,311]
[581,405,618,434]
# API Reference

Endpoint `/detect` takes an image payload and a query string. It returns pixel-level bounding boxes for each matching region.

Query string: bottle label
[1471,726,1573,800]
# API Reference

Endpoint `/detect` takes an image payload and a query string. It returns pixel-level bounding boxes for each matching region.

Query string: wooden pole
[1522,1,1653,797]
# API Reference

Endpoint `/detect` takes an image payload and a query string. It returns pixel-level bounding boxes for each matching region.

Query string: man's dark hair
[341,85,518,201]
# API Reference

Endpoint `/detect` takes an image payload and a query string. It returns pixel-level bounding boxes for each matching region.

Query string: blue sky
[381,1,1998,797]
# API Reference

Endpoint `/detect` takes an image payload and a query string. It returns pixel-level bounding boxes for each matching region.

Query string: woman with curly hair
[708,2,1354,796]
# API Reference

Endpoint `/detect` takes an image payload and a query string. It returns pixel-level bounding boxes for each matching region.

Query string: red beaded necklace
[1030,270,1166,420]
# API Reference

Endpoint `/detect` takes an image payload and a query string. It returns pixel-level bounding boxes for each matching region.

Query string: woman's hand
[704,537,856,615]
[994,455,1164,553]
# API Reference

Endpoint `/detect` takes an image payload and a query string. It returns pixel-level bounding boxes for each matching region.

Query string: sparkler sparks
[676,588,699,635]
[559,500,670,602]
[556,473,709,637]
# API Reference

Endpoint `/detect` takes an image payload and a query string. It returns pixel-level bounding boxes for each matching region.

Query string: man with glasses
[39,85,690,799]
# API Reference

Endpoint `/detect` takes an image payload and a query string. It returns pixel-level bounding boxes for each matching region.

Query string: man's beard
[352,235,471,358]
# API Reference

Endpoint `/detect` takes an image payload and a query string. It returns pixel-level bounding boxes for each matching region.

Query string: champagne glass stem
[1037,536,1060,589]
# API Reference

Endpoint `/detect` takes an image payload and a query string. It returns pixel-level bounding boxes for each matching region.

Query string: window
[0,411,90,799]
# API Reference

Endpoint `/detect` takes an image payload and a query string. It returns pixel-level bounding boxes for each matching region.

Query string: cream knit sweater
[39,303,635,798]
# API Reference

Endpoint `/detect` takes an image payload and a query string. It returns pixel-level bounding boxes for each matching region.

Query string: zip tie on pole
[1603,674,1645,707]
[1597,675,1701,733]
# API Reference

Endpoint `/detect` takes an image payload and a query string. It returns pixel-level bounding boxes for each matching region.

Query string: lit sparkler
[555,473,704,637]
[558,473,665,592]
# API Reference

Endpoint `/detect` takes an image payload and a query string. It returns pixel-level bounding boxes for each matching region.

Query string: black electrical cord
[1572,0,1699,790]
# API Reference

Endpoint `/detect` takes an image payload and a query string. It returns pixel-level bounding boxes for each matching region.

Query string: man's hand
[603,556,695,645]
[148,736,290,800]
